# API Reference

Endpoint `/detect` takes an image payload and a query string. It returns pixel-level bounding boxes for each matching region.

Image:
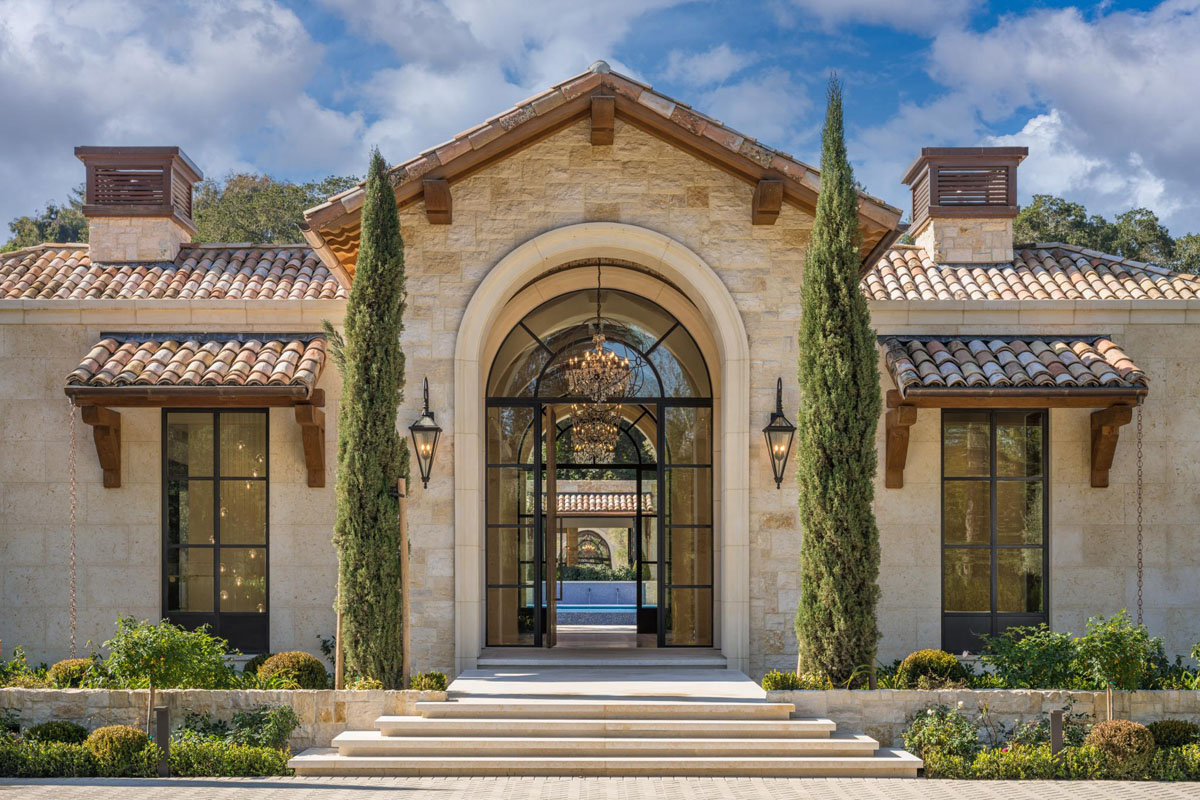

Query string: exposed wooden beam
[885,404,918,489]
[590,95,615,145]
[1091,404,1133,488]
[64,386,319,408]
[422,178,452,225]
[887,387,1147,410]
[81,406,121,489]
[295,403,326,488]
[751,179,782,225]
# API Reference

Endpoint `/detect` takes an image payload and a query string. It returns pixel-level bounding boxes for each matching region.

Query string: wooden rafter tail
[81,406,121,489]
[294,403,327,488]
[884,404,918,489]
[751,178,782,225]
[422,178,452,225]
[1090,404,1134,488]
[590,95,615,145]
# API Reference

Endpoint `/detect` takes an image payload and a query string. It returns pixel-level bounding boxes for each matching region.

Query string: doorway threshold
[477,647,728,669]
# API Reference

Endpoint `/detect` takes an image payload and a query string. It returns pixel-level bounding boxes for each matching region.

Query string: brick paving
[2,777,1199,798]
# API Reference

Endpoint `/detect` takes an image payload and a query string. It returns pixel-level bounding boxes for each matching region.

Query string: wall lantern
[762,378,796,489]
[409,378,442,489]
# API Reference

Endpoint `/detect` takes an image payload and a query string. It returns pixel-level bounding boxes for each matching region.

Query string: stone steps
[414,700,797,719]
[375,714,836,738]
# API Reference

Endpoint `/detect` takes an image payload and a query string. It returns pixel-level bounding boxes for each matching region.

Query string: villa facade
[2,64,1197,680]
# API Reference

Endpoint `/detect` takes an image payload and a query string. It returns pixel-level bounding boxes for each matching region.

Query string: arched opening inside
[485,282,714,648]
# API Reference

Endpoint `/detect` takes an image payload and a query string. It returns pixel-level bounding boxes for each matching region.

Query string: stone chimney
[75,146,202,262]
[902,146,1027,263]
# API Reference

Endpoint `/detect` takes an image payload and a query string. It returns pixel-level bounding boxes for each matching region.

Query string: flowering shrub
[902,704,979,759]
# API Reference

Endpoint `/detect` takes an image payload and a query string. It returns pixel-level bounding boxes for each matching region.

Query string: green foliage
[925,744,1112,780]
[3,673,49,688]
[1,185,88,252]
[1147,719,1200,748]
[228,706,300,750]
[168,738,292,777]
[793,77,882,684]
[192,173,358,244]
[84,725,153,777]
[1,645,49,688]
[1085,719,1157,779]
[101,617,235,691]
[25,721,88,744]
[1151,744,1200,781]
[0,738,100,778]
[1007,707,1090,748]
[48,658,94,688]
[761,670,807,691]
[979,624,1078,688]
[258,652,328,689]
[902,705,980,759]
[1075,610,1155,691]
[559,564,637,581]
[1,709,18,736]
[895,649,967,689]
[333,148,409,689]
[410,670,448,691]
[242,653,272,675]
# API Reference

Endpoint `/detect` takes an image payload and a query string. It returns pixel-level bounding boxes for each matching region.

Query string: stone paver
[2,777,1199,799]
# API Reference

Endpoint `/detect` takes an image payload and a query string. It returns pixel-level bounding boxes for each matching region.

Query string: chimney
[75,146,202,262]
[902,146,1027,263]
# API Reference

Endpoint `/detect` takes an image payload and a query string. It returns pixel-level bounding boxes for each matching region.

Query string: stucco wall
[0,301,342,666]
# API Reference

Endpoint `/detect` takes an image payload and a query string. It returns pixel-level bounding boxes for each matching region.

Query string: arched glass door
[485,283,713,647]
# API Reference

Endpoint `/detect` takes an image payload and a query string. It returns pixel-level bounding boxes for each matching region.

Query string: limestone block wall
[87,216,193,263]
[0,300,342,666]
[914,217,1015,264]
[870,300,1200,664]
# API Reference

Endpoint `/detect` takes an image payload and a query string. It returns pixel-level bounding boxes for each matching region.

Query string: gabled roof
[863,242,1200,301]
[301,62,903,275]
[0,243,345,300]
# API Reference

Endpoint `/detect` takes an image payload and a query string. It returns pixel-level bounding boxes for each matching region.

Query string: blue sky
[2,0,1198,235]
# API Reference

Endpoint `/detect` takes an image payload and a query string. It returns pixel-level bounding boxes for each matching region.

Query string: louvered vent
[903,147,1027,231]
[75,147,202,229]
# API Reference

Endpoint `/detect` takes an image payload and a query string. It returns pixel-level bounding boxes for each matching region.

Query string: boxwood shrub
[84,725,153,777]
[258,652,328,689]
[409,670,448,691]
[0,739,99,778]
[24,721,89,744]
[168,739,292,777]
[47,658,94,689]
[1148,719,1200,748]
[896,649,967,689]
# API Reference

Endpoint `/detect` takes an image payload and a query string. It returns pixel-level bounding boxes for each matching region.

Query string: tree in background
[2,184,88,251]
[793,78,882,684]
[331,149,408,688]
[193,173,358,243]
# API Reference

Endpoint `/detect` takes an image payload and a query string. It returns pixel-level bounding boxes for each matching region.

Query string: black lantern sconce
[762,378,796,489]
[409,378,442,489]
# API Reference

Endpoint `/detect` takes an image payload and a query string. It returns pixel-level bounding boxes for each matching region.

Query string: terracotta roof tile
[0,244,345,300]
[863,243,1200,301]
[883,336,1148,397]
[550,492,656,515]
[67,335,326,388]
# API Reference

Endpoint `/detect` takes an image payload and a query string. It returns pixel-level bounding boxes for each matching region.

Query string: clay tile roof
[883,336,1148,398]
[549,492,656,515]
[862,243,1200,301]
[67,335,326,389]
[0,244,345,300]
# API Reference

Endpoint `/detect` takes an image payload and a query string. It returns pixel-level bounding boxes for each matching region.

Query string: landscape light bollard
[1050,708,1063,754]
[155,705,170,777]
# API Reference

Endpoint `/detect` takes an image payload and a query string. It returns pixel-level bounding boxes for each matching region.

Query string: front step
[288,749,923,777]
[416,700,796,720]
[376,714,836,738]
[332,730,879,757]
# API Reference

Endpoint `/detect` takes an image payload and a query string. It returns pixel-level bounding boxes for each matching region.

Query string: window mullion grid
[989,410,999,638]
[213,411,222,624]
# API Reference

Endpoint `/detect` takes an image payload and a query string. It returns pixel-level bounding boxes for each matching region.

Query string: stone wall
[768,688,1200,747]
[913,216,1015,263]
[0,688,445,749]
[87,216,193,263]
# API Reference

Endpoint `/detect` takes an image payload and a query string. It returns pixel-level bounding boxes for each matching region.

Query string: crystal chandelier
[571,402,621,463]
[565,267,633,404]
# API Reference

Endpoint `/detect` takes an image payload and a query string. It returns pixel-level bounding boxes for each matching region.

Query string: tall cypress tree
[793,78,882,683]
[333,149,409,688]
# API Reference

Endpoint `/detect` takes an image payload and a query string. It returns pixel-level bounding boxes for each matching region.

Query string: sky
[1,0,1199,236]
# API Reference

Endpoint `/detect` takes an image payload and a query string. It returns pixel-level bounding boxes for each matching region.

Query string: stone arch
[454,222,751,672]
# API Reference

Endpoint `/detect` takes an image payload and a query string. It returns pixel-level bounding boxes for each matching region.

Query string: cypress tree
[333,149,409,688]
[793,78,882,683]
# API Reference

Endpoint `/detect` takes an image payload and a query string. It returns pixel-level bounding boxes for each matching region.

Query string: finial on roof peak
[589,60,611,74]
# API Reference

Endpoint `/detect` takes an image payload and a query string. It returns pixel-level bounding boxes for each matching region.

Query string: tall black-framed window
[163,410,269,653]
[942,409,1048,654]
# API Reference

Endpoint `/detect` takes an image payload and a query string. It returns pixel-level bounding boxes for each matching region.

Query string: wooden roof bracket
[885,402,918,489]
[1091,404,1133,488]
[294,402,326,488]
[423,178,452,225]
[81,406,121,489]
[752,179,782,225]
[590,95,615,145]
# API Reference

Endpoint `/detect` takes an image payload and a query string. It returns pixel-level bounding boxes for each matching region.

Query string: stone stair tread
[414,700,796,719]
[374,714,837,736]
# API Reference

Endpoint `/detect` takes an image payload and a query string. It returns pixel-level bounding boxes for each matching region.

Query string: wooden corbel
[81,406,121,488]
[294,403,326,488]
[885,404,918,489]
[752,178,782,225]
[590,95,615,145]
[1090,404,1134,488]
[422,178,451,225]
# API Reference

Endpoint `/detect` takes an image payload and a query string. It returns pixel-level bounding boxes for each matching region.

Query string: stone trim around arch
[453,222,751,673]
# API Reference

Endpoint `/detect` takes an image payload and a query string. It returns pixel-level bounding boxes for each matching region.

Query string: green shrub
[896,650,967,689]
[761,670,805,690]
[178,709,230,740]
[925,744,1112,781]
[25,721,89,744]
[1151,743,1200,781]
[1,709,18,737]
[902,705,979,759]
[1007,707,1090,748]
[258,652,328,689]
[1148,719,1200,748]
[84,724,152,777]
[409,670,447,691]
[169,738,291,777]
[1085,719,1156,779]
[228,705,300,750]
[242,652,272,675]
[969,743,1058,780]
[347,676,384,690]
[558,564,637,581]
[921,747,971,779]
[3,673,48,688]
[0,738,98,777]
[1075,610,1156,691]
[47,658,93,688]
[979,624,1078,688]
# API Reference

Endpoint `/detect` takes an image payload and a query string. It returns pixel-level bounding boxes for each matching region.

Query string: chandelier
[565,267,634,404]
[571,402,621,463]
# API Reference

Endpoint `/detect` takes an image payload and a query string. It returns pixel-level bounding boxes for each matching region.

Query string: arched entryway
[485,283,714,648]
[453,223,751,672]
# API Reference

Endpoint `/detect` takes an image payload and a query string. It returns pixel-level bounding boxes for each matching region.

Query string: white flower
[957,701,964,709]
[927,709,936,716]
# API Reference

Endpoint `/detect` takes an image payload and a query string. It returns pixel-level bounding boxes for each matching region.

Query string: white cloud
[698,69,812,150]
[663,44,754,87]
[776,0,978,33]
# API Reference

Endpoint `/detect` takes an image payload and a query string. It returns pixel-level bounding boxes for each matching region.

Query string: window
[163,410,268,652]
[942,410,1047,653]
